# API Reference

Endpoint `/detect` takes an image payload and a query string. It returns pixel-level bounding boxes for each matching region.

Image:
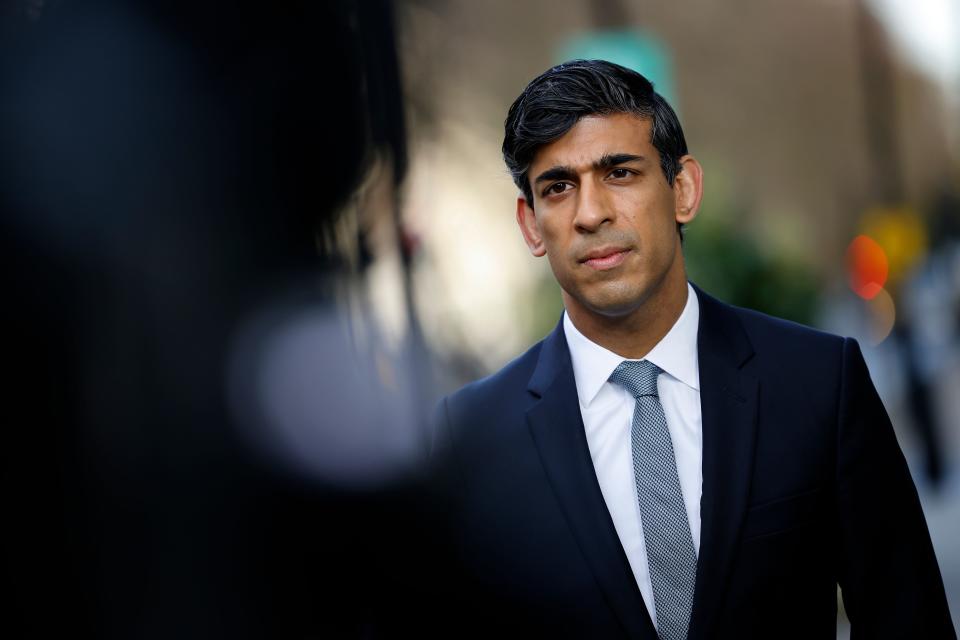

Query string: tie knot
[609,360,662,398]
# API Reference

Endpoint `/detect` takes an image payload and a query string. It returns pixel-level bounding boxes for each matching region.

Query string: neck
[564,268,689,360]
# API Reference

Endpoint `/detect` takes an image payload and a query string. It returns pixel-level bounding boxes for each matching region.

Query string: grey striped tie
[609,360,697,640]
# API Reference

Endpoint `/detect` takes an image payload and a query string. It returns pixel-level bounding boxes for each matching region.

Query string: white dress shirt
[563,283,702,626]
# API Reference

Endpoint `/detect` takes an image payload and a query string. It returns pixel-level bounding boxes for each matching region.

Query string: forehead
[530,113,655,171]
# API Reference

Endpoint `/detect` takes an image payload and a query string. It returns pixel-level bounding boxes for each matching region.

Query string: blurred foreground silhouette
[1,1,433,637]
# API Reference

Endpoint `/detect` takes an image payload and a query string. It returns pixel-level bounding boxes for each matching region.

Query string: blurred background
[1,0,957,636]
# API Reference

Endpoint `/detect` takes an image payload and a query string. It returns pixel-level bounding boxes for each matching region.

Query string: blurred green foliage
[522,271,567,342]
[683,215,821,326]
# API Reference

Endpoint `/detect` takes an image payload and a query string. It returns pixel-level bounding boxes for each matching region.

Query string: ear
[673,155,703,226]
[516,195,546,257]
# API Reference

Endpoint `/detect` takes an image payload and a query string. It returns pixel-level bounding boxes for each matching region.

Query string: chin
[581,289,649,318]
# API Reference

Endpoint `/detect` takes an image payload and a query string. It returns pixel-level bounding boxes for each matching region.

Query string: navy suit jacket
[430,286,954,639]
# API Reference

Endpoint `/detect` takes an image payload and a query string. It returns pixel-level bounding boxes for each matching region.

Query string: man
[430,60,954,639]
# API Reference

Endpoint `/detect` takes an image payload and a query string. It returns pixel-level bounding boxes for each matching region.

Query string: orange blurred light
[846,235,888,300]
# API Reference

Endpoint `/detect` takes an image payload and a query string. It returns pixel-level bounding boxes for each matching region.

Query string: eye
[544,182,572,197]
[608,168,633,179]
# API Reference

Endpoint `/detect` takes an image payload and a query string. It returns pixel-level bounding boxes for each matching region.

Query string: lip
[579,247,630,270]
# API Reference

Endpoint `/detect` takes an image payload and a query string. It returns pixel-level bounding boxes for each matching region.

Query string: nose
[573,179,613,232]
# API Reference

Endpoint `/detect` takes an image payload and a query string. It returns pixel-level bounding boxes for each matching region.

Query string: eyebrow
[533,153,646,184]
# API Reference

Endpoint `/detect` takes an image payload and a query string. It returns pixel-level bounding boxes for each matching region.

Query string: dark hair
[502,59,688,207]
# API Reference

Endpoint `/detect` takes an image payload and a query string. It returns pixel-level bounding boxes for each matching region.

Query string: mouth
[579,247,630,270]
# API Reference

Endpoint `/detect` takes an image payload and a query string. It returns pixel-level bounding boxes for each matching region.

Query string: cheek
[620,190,677,237]
[544,250,576,289]
[537,216,572,256]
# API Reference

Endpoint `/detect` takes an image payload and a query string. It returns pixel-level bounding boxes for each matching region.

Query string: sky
[868,0,960,88]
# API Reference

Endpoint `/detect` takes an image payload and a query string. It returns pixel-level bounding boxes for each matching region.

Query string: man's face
[517,113,698,323]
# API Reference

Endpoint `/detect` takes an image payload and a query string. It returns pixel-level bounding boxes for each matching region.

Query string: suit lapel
[526,321,658,640]
[687,286,760,640]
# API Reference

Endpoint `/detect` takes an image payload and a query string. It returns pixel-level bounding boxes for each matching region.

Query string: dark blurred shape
[1,0,426,637]
[897,188,960,489]
[894,319,945,485]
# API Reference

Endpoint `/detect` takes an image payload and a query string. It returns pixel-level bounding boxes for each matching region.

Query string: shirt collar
[563,282,701,408]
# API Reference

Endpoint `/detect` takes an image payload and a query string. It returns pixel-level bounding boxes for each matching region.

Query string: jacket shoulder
[733,304,844,347]
[430,337,547,463]
[695,285,849,363]
[444,339,543,415]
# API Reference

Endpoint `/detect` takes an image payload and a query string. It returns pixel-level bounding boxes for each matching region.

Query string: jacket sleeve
[836,337,955,638]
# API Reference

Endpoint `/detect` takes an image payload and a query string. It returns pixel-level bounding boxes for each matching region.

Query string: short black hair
[502,59,688,207]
